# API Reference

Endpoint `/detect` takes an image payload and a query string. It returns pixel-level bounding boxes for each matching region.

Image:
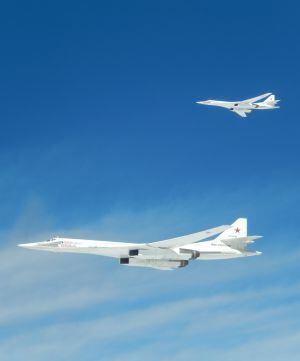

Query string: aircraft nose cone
[196,100,210,105]
[18,241,44,249]
[18,242,36,249]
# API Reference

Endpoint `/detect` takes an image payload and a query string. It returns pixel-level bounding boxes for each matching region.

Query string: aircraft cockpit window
[47,237,57,242]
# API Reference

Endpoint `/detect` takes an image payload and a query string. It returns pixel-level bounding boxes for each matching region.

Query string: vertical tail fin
[262,94,279,106]
[216,218,247,240]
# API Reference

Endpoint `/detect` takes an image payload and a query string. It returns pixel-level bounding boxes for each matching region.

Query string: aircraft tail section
[262,94,280,106]
[215,218,262,253]
[216,218,247,240]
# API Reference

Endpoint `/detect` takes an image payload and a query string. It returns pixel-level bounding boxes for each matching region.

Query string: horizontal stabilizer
[149,225,231,249]
[221,236,263,251]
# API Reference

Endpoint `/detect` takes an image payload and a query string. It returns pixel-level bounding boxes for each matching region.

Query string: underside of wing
[148,225,231,248]
[240,93,272,104]
[232,109,252,117]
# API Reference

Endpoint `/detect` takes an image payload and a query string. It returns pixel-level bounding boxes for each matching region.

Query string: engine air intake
[129,249,139,256]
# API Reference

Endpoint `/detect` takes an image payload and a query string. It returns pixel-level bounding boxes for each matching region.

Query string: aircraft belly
[138,248,187,260]
[76,247,134,258]
[40,246,134,258]
[236,104,255,110]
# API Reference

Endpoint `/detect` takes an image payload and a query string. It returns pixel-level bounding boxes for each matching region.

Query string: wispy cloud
[1,271,300,361]
[1,186,300,361]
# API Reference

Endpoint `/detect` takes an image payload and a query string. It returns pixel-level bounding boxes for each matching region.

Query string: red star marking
[235,227,240,233]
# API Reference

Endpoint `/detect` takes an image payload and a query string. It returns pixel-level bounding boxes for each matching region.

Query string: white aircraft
[197,93,279,117]
[18,218,262,270]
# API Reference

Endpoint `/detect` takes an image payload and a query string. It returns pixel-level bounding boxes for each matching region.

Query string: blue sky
[0,0,300,360]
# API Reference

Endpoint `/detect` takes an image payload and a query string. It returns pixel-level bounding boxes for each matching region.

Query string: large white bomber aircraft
[18,218,262,270]
[197,93,279,117]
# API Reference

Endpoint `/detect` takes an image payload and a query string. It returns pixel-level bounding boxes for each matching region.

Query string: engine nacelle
[119,258,188,269]
[179,248,200,260]
[129,249,139,256]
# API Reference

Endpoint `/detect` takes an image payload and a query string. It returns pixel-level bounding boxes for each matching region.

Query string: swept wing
[239,93,272,104]
[148,225,231,248]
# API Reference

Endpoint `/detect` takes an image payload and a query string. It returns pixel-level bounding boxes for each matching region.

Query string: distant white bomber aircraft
[18,218,262,270]
[197,93,279,117]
